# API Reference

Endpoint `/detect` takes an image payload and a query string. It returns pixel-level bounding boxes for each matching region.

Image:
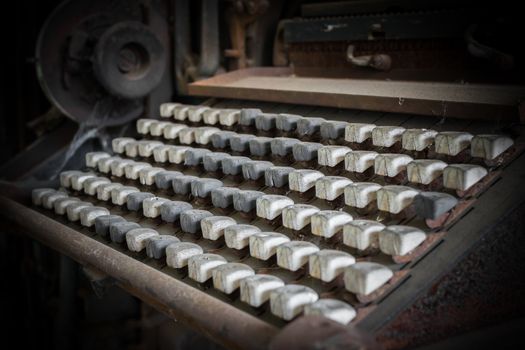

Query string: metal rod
[0,195,278,350]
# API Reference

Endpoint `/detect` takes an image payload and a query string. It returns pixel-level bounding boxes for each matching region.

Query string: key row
[157,104,514,160]
[32,187,397,324]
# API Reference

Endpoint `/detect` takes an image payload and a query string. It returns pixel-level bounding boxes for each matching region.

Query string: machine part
[36,0,168,125]
[465,24,515,70]
[346,45,391,71]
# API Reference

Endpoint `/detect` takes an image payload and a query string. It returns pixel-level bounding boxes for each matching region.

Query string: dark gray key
[265,166,295,188]
[126,192,155,211]
[242,161,274,180]
[297,117,325,136]
[211,187,238,208]
[292,142,323,162]
[173,175,199,195]
[160,201,193,222]
[271,137,300,156]
[180,209,213,233]
[249,137,273,156]
[276,114,303,132]
[211,131,237,149]
[255,113,278,131]
[95,215,126,237]
[203,152,231,172]
[231,134,256,152]
[233,190,265,213]
[155,171,182,189]
[191,178,224,198]
[240,108,262,126]
[184,148,211,166]
[414,192,459,220]
[320,121,347,140]
[222,156,251,175]
[146,235,181,259]
[109,221,141,243]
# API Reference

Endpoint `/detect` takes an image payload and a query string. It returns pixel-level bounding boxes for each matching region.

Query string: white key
[124,141,139,157]
[32,188,55,206]
[111,186,139,205]
[97,183,122,201]
[178,127,196,144]
[224,224,261,250]
[219,109,240,126]
[66,201,93,222]
[345,123,376,143]
[376,185,419,214]
[343,220,385,250]
[188,254,227,283]
[277,241,319,271]
[202,109,221,125]
[70,173,96,191]
[270,285,318,321]
[240,274,285,307]
[139,167,164,186]
[168,146,190,164]
[173,105,190,121]
[125,162,151,180]
[471,134,513,160]
[304,299,357,325]
[143,197,170,218]
[379,225,427,256]
[201,216,237,240]
[374,153,413,177]
[289,170,324,192]
[187,106,210,122]
[402,129,438,151]
[344,151,378,173]
[85,152,110,168]
[152,145,174,163]
[309,249,355,282]
[126,228,159,252]
[149,121,171,136]
[372,126,405,147]
[311,210,353,238]
[163,123,188,140]
[344,262,393,295]
[97,156,121,174]
[195,127,220,145]
[315,176,352,200]
[344,182,382,208]
[83,177,110,195]
[112,137,136,154]
[79,206,110,227]
[407,159,447,185]
[110,159,134,177]
[160,102,179,117]
[212,263,254,294]
[54,197,80,215]
[443,164,488,191]
[137,119,155,134]
[256,195,294,220]
[160,102,180,117]
[166,242,203,268]
[42,191,68,209]
[435,131,473,156]
[282,204,320,230]
[59,170,83,188]
[249,232,290,260]
[318,146,352,167]
[138,140,163,157]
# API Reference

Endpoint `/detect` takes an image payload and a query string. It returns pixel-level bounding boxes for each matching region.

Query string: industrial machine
[2,1,525,349]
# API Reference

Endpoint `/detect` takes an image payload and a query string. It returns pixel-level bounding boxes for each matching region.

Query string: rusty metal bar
[0,195,278,350]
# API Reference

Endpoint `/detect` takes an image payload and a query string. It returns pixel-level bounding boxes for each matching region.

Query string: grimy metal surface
[0,196,278,350]
[188,67,525,120]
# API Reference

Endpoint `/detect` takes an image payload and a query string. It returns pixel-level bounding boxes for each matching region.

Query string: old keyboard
[30,101,521,329]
